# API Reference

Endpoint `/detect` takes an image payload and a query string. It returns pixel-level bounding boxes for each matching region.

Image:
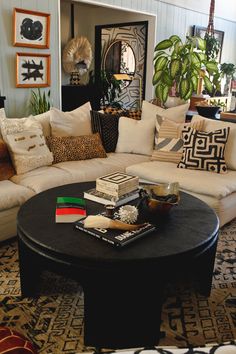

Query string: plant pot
[196,106,220,118]
[164,96,188,108]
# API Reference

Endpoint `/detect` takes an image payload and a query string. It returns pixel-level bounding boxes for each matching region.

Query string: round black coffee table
[17,182,219,349]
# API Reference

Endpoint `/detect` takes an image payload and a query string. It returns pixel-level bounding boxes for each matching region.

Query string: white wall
[0,0,60,117]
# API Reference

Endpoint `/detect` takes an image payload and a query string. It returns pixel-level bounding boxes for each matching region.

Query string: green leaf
[205,61,218,73]
[162,85,169,103]
[153,51,166,61]
[191,75,198,92]
[169,35,181,44]
[152,70,162,85]
[162,71,173,86]
[203,75,213,93]
[183,81,193,100]
[196,37,206,51]
[181,57,189,74]
[198,52,206,62]
[155,56,168,71]
[170,59,181,79]
[155,84,163,101]
[155,39,173,51]
[192,52,201,68]
[179,79,190,99]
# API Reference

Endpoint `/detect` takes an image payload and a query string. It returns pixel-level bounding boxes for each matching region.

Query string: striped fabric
[152,115,204,163]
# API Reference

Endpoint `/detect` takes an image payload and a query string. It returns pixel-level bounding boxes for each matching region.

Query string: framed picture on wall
[16,53,51,88]
[13,8,50,48]
[192,25,224,62]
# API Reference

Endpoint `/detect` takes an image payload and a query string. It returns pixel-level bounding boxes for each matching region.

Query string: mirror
[103,40,136,78]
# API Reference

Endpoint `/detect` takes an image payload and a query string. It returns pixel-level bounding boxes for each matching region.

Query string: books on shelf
[83,188,139,207]
[96,172,139,198]
[55,197,86,223]
[74,218,156,248]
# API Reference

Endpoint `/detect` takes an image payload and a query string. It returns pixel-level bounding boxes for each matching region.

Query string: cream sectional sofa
[1,102,236,242]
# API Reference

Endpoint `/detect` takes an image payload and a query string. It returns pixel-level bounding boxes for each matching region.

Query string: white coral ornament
[118,205,138,224]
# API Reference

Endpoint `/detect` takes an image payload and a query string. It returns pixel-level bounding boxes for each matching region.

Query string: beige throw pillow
[141,100,189,123]
[192,115,236,170]
[151,116,204,163]
[50,102,92,137]
[116,117,155,156]
[0,116,53,174]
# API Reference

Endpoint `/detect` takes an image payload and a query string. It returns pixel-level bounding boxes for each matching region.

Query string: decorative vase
[70,72,80,85]
[164,96,188,108]
[196,106,220,119]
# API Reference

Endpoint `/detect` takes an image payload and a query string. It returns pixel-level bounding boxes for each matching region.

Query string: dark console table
[62,84,101,111]
[17,182,219,349]
[0,96,6,108]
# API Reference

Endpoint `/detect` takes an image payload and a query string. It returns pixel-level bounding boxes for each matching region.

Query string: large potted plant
[153,35,220,106]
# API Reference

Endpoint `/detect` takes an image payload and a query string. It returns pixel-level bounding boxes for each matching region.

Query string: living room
[0,0,236,353]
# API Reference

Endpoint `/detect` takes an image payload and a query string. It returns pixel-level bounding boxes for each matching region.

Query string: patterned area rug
[0,219,236,353]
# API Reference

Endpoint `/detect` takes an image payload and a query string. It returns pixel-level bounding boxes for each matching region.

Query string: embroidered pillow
[50,101,92,137]
[46,133,107,164]
[0,116,53,174]
[178,126,230,174]
[0,138,15,180]
[90,111,127,152]
[152,116,204,163]
[141,100,189,123]
[116,117,155,156]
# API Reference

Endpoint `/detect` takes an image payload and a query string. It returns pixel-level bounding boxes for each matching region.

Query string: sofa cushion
[0,138,15,180]
[178,126,229,174]
[152,116,204,163]
[192,115,236,170]
[141,100,189,123]
[90,110,123,152]
[116,117,155,156]
[46,133,107,163]
[0,116,53,174]
[126,160,236,199]
[0,180,34,210]
[11,165,73,194]
[50,102,92,137]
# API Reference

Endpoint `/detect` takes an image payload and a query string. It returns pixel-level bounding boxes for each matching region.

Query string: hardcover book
[83,188,139,207]
[56,197,86,223]
[96,172,139,198]
[74,218,156,247]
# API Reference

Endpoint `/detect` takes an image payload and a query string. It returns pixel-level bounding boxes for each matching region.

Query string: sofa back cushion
[178,126,230,174]
[0,138,15,180]
[50,102,92,137]
[116,117,155,156]
[192,115,236,170]
[0,116,53,174]
[34,110,51,137]
[141,100,189,123]
[152,116,204,163]
[46,133,107,163]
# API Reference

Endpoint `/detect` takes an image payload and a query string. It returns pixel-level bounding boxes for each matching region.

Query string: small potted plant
[153,35,220,106]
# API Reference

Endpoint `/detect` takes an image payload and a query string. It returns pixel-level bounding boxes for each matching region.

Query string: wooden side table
[0,96,6,108]
[62,84,101,111]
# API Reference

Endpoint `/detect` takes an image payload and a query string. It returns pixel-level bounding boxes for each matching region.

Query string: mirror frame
[95,21,148,109]
[102,39,136,78]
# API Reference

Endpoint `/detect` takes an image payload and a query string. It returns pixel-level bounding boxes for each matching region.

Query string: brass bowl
[138,182,180,216]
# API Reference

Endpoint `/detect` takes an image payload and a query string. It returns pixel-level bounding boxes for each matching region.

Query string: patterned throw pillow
[90,111,126,152]
[151,116,204,163]
[178,126,230,174]
[0,116,53,175]
[46,133,107,164]
[0,138,15,180]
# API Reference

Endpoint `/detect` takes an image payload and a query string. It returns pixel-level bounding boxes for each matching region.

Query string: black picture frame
[192,25,224,62]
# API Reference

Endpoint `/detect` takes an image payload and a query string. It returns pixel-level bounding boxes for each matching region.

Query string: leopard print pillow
[46,133,107,164]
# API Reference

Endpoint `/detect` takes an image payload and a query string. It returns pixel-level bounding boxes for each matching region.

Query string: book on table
[96,172,139,198]
[56,197,86,223]
[74,217,156,248]
[83,188,140,207]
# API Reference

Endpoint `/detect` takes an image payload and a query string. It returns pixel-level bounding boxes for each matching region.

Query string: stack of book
[55,197,86,223]
[84,172,140,206]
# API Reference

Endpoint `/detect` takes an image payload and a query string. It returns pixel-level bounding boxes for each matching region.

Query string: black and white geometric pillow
[177,126,230,174]
[90,111,127,153]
